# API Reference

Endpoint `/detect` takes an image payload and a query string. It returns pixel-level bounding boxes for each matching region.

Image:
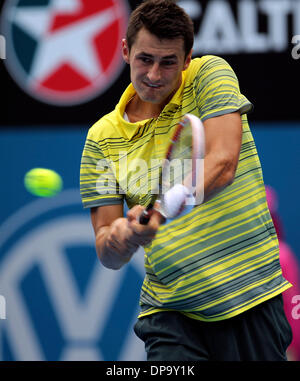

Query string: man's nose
[147,62,161,83]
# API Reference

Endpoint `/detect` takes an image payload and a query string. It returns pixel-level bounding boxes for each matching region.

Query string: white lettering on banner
[0,295,6,319]
[239,0,268,52]
[260,0,291,52]
[196,0,241,53]
[179,0,300,54]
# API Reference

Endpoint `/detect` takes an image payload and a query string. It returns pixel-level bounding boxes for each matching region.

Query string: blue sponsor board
[252,123,300,259]
[0,124,299,361]
[0,127,145,361]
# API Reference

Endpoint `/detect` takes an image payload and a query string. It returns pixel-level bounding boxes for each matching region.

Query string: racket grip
[139,211,150,225]
[138,203,153,225]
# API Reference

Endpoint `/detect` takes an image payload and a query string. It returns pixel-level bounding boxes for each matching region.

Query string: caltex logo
[1,0,129,106]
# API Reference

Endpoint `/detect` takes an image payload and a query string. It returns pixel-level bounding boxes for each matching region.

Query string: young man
[80,0,292,360]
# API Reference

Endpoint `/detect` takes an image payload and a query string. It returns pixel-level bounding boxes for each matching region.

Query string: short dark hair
[126,0,194,58]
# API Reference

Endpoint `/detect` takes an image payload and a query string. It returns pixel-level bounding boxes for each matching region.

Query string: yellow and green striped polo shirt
[80,55,291,321]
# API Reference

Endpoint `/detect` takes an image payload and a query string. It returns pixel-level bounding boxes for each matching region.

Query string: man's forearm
[202,151,237,202]
[95,225,138,270]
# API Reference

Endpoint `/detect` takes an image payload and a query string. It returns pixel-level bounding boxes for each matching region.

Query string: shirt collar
[168,70,186,106]
[115,71,186,140]
[115,84,151,140]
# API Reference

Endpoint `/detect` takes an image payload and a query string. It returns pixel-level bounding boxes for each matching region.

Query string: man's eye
[139,57,152,64]
[162,61,176,66]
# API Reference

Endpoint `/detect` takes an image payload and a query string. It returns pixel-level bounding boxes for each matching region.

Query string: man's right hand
[91,204,162,270]
[127,204,163,246]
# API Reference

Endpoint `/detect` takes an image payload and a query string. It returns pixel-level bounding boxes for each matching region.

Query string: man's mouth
[144,81,162,89]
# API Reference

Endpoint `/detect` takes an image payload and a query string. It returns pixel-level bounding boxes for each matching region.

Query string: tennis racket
[139,113,205,225]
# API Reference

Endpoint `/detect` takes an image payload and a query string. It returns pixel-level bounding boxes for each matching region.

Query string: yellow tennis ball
[24,168,63,197]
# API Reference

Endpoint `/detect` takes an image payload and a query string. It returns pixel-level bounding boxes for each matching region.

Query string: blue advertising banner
[252,123,300,257]
[0,128,146,361]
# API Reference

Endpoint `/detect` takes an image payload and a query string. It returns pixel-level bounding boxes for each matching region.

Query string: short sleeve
[193,56,253,121]
[80,128,124,209]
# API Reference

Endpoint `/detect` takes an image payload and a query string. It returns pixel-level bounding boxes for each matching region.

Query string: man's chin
[138,92,168,105]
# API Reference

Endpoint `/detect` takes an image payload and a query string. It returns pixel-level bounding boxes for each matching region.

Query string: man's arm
[90,204,161,270]
[91,204,131,270]
[90,111,242,269]
[202,111,242,202]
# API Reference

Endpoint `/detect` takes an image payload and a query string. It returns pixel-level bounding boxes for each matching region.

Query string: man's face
[122,28,192,106]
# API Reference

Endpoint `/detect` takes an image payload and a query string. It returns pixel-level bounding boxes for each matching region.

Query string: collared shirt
[80,56,291,321]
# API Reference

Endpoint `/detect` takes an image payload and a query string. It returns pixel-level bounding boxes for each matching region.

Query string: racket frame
[139,113,204,224]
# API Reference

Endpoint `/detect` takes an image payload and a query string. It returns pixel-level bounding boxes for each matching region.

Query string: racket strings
[162,123,194,193]
[139,114,204,223]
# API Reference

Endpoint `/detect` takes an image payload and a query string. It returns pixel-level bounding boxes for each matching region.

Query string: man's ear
[122,39,130,64]
[183,49,193,70]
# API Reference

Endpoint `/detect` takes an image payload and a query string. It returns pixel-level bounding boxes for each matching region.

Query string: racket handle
[138,203,153,225]
[139,211,150,225]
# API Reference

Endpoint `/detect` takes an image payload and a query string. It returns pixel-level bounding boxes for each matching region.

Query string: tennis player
[80,0,292,361]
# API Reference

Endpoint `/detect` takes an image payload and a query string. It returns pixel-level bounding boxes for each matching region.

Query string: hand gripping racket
[139,114,205,225]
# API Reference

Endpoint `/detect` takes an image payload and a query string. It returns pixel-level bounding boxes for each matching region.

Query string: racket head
[161,113,204,199]
[139,114,205,224]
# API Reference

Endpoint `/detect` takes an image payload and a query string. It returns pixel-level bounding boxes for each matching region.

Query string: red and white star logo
[3,0,129,106]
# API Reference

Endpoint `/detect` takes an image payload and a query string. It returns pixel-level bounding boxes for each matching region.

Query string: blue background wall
[0,127,146,360]
[252,123,300,256]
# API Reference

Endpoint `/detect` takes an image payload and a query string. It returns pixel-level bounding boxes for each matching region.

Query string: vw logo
[0,190,146,360]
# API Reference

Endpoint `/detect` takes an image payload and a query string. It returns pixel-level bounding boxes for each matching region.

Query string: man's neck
[125,94,163,123]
